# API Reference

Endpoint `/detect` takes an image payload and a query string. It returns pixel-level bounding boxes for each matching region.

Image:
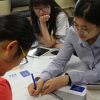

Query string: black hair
[0,14,36,56]
[29,0,70,39]
[74,0,100,26]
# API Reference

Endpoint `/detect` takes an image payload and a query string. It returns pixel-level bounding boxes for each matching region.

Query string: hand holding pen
[28,74,45,96]
[31,74,37,90]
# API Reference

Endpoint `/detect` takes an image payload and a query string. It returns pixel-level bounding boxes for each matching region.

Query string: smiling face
[33,5,51,17]
[73,17,100,41]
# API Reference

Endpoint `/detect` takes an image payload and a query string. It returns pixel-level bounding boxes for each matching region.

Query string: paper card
[70,85,85,92]
[57,85,86,96]
[4,70,33,90]
[20,70,30,77]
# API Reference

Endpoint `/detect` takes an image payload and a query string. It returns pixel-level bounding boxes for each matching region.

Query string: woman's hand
[41,75,69,95]
[28,79,44,96]
[39,15,50,23]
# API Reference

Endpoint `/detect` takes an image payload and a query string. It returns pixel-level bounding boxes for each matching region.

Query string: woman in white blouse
[29,0,70,48]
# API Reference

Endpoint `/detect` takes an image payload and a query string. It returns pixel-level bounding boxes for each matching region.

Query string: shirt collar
[78,39,88,47]
[78,33,100,48]
[93,33,100,47]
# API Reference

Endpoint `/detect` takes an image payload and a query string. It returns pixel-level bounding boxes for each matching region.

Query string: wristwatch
[65,73,72,85]
[35,77,40,81]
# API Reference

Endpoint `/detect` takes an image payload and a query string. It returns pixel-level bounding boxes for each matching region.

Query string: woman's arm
[39,12,69,48]
[39,15,56,47]
[54,12,70,48]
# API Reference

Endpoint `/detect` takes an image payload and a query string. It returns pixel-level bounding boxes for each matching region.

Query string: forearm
[61,75,70,86]
[39,22,56,47]
[68,67,100,84]
[53,40,63,48]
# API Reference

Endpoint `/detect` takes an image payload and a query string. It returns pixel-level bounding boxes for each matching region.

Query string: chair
[10,0,30,17]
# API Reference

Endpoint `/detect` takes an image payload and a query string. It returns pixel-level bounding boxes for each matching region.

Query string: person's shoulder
[57,11,68,19]
[69,26,75,34]
[66,26,77,39]
[56,12,69,24]
[0,77,7,82]
[0,77,12,100]
[0,77,11,91]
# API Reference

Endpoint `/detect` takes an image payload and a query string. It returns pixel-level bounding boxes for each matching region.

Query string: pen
[31,73,37,90]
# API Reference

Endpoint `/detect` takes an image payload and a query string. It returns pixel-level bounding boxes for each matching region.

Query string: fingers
[28,83,42,96]
[39,15,50,22]
[28,78,58,96]
[42,81,55,94]
[28,79,45,96]
[28,83,35,96]
[41,76,67,95]
[33,82,43,95]
[45,15,50,21]
[42,87,54,94]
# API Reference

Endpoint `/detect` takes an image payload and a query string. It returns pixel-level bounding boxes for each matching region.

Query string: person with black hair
[29,0,70,48]
[0,14,36,100]
[28,0,100,95]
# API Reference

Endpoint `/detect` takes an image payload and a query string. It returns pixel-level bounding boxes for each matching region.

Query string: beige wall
[55,0,74,8]
[0,0,75,16]
[55,0,75,16]
[0,0,11,16]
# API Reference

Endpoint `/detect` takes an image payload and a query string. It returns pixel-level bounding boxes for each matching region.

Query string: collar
[78,39,89,47]
[93,33,100,47]
[78,33,100,48]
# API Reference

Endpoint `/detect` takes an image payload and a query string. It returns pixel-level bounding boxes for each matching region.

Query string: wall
[0,0,11,16]
[55,0,75,16]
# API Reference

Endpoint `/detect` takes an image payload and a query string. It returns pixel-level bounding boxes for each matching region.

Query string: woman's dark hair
[74,0,100,26]
[29,0,70,38]
[0,14,36,56]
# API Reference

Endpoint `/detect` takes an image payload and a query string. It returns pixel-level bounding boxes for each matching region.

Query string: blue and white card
[20,70,30,77]
[70,85,85,92]
[58,84,86,96]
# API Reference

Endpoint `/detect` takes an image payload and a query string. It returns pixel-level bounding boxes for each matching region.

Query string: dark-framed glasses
[20,46,28,65]
[73,22,98,35]
[34,6,50,13]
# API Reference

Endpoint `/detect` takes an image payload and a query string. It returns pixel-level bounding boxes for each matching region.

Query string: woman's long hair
[29,0,70,38]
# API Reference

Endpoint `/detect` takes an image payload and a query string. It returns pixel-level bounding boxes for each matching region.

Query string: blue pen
[31,74,37,90]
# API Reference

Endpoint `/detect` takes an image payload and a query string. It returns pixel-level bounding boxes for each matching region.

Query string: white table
[4,52,88,100]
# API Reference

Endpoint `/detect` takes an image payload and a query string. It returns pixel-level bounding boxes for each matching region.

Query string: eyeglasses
[73,22,98,35]
[19,46,28,65]
[34,6,49,13]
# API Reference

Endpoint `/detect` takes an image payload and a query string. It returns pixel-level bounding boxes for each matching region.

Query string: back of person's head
[74,0,100,26]
[0,14,36,56]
